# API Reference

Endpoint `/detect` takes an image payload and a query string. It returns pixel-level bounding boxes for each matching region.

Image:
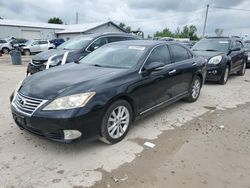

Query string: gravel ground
[0,54,250,188]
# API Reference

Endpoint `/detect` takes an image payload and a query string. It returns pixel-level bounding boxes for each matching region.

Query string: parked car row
[9,33,248,145]
[0,37,65,55]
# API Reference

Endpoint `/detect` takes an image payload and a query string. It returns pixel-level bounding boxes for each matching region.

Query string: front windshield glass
[80,44,146,69]
[57,36,93,50]
[25,40,33,45]
[245,42,250,51]
[192,39,229,52]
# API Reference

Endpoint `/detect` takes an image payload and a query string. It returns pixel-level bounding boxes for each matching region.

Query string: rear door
[38,40,49,52]
[168,44,196,96]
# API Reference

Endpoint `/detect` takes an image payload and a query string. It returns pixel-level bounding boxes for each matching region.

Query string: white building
[0,19,126,40]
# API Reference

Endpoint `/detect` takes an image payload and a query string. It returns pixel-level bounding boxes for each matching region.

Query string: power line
[211,6,250,12]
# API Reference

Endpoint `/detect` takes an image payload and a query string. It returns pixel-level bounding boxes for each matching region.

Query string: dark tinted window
[146,45,171,65]
[38,40,48,45]
[107,36,126,43]
[88,37,107,52]
[170,44,191,62]
[0,40,7,43]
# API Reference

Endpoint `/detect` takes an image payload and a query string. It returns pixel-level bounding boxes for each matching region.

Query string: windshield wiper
[205,49,219,52]
[92,64,103,67]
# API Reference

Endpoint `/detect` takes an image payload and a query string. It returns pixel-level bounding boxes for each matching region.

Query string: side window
[146,45,171,65]
[88,37,107,52]
[38,40,48,45]
[107,36,125,43]
[169,44,191,62]
[230,41,237,49]
[32,41,39,45]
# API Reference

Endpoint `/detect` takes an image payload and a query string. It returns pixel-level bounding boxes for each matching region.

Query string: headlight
[208,56,222,65]
[45,59,61,66]
[43,92,96,110]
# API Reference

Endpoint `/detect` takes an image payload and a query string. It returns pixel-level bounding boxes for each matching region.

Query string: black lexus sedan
[27,32,140,75]
[192,37,247,84]
[11,40,206,144]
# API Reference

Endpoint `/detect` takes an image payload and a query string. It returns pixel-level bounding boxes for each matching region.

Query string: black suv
[192,37,248,84]
[27,33,140,75]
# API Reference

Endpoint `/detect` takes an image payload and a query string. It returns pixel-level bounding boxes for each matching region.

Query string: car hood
[19,63,126,99]
[192,50,225,60]
[32,49,72,61]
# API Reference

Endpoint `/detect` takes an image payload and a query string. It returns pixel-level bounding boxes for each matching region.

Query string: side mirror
[94,46,99,50]
[144,62,165,73]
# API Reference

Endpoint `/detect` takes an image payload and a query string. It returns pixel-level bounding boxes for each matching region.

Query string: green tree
[119,22,132,32]
[154,27,174,38]
[48,17,63,24]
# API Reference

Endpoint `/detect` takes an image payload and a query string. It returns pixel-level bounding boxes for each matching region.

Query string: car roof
[105,40,179,47]
[206,36,242,41]
[77,32,141,39]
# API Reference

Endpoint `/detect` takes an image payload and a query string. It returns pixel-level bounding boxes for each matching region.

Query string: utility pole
[202,4,209,37]
[76,12,78,24]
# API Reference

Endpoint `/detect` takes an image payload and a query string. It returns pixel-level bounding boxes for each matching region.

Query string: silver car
[22,40,55,55]
[0,39,13,54]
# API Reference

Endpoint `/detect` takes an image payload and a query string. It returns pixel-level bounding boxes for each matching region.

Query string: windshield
[25,40,34,45]
[245,42,250,51]
[80,44,146,69]
[192,39,229,52]
[57,36,93,50]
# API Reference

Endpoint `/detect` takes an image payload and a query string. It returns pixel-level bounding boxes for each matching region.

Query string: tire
[237,60,246,76]
[99,100,132,144]
[184,75,202,102]
[218,65,229,85]
[2,47,9,54]
[24,49,31,56]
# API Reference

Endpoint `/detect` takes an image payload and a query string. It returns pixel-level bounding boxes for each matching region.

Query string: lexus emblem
[18,97,26,107]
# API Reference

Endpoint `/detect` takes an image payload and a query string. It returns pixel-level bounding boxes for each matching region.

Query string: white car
[0,39,13,54]
[21,40,55,55]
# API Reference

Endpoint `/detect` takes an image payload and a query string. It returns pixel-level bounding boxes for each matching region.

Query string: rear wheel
[2,47,9,54]
[184,75,201,102]
[99,100,132,144]
[24,49,31,56]
[218,65,229,85]
[237,60,246,76]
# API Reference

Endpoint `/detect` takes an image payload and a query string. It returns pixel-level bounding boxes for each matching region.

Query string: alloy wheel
[107,106,130,139]
[224,67,229,83]
[191,79,201,99]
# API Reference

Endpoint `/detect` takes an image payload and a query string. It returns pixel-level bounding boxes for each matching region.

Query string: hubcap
[107,106,130,139]
[191,79,201,99]
[224,67,229,83]
[3,49,8,54]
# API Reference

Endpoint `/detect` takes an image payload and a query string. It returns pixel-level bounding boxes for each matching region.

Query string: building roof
[55,21,126,34]
[0,19,126,34]
[0,19,65,29]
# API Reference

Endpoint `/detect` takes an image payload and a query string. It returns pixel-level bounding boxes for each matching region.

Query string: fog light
[63,130,82,140]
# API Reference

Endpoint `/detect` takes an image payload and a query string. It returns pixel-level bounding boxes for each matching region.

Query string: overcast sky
[1,0,250,37]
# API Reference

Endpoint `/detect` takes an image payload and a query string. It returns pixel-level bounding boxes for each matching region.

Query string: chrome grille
[31,60,47,66]
[12,93,47,116]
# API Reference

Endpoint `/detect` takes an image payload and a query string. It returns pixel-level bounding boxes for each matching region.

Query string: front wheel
[24,49,31,56]
[218,65,229,85]
[2,47,9,54]
[99,100,132,144]
[184,76,201,102]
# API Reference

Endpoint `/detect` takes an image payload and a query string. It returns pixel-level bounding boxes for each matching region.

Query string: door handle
[192,62,197,66]
[169,69,176,75]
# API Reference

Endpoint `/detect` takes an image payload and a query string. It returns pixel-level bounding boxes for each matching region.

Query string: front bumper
[205,64,224,82]
[11,102,105,142]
